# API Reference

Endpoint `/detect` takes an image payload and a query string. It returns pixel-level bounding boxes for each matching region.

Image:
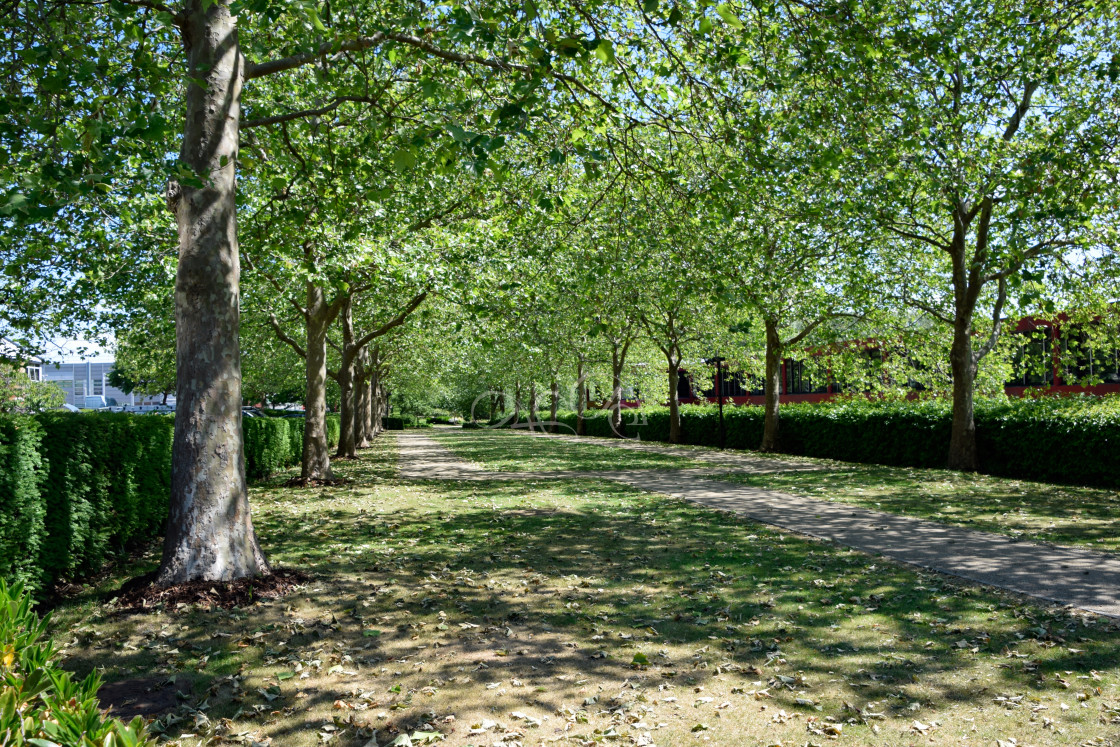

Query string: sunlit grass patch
[429,428,707,472]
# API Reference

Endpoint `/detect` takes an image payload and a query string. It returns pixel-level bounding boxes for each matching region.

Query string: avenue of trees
[2,0,1119,585]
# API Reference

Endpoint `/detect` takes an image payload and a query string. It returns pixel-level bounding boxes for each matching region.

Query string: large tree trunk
[576,357,586,436]
[760,319,783,452]
[549,377,559,434]
[302,284,334,481]
[666,351,682,444]
[948,312,980,471]
[158,0,268,584]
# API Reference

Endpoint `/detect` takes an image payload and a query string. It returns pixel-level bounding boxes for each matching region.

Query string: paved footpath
[398,430,1120,618]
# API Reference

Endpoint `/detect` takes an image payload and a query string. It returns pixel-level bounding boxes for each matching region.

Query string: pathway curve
[398,430,1120,618]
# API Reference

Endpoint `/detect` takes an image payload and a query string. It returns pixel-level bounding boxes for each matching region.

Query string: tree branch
[268,314,307,359]
[242,95,388,129]
[354,291,429,351]
[975,276,1008,361]
[246,35,387,80]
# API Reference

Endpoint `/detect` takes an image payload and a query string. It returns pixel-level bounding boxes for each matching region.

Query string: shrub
[243,417,295,480]
[0,417,45,588]
[556,396,1120,487]
[0,579,154,746]
[383,417,404,431]
[34,413,173,585]
[326,414,341,448]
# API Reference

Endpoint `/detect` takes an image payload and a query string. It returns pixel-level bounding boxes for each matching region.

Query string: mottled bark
[158,0,268,584]
[760,319,783,452]
[302,284,335,481]
[356,364,372,448]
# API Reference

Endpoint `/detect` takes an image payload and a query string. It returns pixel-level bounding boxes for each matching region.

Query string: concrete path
[398,431,1120,618]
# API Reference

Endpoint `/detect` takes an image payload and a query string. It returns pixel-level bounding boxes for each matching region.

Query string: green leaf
[392,149,417,171]
[631,652,650,666]
[362,629,382,637]
[594,39,615,64]
[277,671,295,680]
[642,0,659,13]
[716,4,744,29]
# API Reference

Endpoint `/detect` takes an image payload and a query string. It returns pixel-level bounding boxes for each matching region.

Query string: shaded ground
[47,434,1120,746]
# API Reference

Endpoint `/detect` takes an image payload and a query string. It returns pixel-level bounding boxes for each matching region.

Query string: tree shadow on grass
[54,466,1120,745]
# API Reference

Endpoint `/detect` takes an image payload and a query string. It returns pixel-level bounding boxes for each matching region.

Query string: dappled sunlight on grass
[45,433,1120,746]
[430,429,707,472]
[722,465,1120,554]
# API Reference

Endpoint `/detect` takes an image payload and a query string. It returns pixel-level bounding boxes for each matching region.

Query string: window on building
[25,366,41,381]
[94,375,104,396]
[1007,329,1054,387]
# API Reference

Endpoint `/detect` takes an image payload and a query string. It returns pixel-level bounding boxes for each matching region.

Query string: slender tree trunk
[336,364,355,458]
[576,357,586,436]
[371,376,384,436]
[760,319,783,452]
[335,299,358,458]
[513,381,522,426]
[947,213,985,472]
[667,351,682,444]
[549,377,559,433]
[610,348,625,437]
[355,372,372,448]
[948,313,980,471]
[158,0,268,584]
[302,284,333,481]
[528,382,538,432]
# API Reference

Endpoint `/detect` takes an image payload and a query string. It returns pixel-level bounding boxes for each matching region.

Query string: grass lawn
[47,434,1120,747]
[452,429,1120,556]
[430,429,707,472]
[719,465,1120,555]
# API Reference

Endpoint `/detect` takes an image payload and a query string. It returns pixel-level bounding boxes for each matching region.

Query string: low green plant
[0,579,154,746]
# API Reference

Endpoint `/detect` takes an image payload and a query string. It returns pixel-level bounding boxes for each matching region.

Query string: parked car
[242,407,265,418]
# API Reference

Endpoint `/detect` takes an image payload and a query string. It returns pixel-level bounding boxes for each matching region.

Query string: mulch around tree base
[112,568,309,611]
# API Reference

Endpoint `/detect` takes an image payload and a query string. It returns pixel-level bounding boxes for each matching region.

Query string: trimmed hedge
[383,416,405,431]
[0,411,333,590]
[0,417,45,589]
[548,396,1120,488]
[0,579,154,746]
[36,413,173,583]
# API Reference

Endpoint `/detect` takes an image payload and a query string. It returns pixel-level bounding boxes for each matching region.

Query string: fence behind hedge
[0,411,342,590]
[509,396,1120,488]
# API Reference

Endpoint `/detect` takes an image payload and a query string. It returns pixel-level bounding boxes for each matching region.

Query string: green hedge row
[0,411,341,590]
[542,396,1120,487]
[0,579,154,746]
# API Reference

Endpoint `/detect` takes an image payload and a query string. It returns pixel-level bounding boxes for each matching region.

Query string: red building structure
[677,315,1120,406]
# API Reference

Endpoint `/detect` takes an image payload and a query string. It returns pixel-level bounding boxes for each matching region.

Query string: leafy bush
[383,417,404,431]
[35,413,173,584]
[326,414,341,448]
[0,579,154,746]
[0,417,45,588]
[555,396,1120,487]
[243,417,296,480]
[461,421,482,430]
